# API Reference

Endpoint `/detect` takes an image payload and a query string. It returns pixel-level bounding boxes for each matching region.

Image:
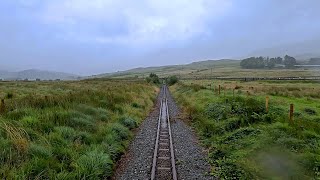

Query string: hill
[0,69,80,80]
[94,59,240,79]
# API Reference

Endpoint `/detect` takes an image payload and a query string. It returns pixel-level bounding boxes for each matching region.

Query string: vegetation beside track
[171,80,320,179]
[0,79,157,179]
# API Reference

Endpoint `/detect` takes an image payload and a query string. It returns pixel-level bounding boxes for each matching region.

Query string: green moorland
[171,80,320,179]
[95,59,320,79]
[0,79,157,179]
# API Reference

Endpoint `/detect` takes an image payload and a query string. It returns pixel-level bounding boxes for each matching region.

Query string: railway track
[151,85,177,180]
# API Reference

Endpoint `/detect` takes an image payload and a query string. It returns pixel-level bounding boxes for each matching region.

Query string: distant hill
[0,69,80,80]
[93,59,240,78]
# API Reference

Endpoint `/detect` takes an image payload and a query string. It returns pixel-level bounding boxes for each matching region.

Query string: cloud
[39,0,232,46]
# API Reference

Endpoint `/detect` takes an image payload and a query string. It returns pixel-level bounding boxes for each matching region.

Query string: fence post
[265,96,269,113]
[219,85,221,95]
[289,104,294,124]
[0,99,5,113]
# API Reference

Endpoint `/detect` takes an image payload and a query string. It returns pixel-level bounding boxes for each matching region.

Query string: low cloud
[40,0,232,46]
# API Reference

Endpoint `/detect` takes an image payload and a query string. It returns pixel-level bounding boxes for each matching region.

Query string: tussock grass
[0,80,156,179]
[172,81,320,179]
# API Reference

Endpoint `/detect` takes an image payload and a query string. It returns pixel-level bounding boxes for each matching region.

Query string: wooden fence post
[265,96,269,113]
[0,99,5,113]
[289,104,294,124]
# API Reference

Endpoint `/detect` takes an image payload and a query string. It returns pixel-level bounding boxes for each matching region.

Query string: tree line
[240,55,297,69]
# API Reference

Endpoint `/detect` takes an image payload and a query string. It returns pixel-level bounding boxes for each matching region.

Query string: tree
[284,55,297,68]
[275,57,283,64]
[146,73,160,84]
[267,58,276,69]
[240,57,266,69]
[167,76,178,86]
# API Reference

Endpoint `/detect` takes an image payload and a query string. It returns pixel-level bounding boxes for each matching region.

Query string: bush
[146,73,160,84]
[205,103,231,121]
[167,76,178,86]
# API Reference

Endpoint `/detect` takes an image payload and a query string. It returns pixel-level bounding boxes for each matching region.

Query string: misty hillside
[0,69,80,80]
[249,39,320,60]
[94,59,239,78]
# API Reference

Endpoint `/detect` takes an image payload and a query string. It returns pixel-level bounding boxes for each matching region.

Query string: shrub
[167,76,178,86]
[223,118,242,132]
[222,127,261,144]
[214,158,250,179]
[75,149,113,179]
[205,103,231,121]
[146,73,160,84]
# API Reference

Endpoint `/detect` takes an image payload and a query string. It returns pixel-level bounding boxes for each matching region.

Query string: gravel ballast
[113,87,214,180]
[112,90,164,180]
[166,88,214,180]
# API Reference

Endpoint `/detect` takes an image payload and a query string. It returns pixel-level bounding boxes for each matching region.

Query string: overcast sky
[1,0,320,75]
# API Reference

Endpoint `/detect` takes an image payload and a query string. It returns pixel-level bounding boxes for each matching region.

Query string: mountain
[93,59,240,79]
[0,69,80,80]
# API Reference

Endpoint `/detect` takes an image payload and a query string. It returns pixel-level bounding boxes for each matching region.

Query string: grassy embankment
[171,80,320,179]
[0,79,157,179]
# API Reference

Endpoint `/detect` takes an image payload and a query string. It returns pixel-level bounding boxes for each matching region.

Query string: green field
[170,80,320,179]
[0,79,157,179]
[94,59,320,79]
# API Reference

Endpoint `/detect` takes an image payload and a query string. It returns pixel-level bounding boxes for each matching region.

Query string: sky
[1,0,320,75]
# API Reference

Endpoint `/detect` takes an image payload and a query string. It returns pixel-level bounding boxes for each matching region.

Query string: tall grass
[171,81,320,179]
[0,80,156,179]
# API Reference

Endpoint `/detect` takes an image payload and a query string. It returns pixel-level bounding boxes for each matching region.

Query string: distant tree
[275,57,283,64]
[146,73,160,84]
[167,76,178,86]
[240,57,265,69]
[309,58,320,65]
[284,55,297,68]
[266,57,276,69]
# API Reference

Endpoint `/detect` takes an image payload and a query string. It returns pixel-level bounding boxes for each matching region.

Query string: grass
[95,59,320,79]
[171,80,320,179]
[0,79,157,179]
